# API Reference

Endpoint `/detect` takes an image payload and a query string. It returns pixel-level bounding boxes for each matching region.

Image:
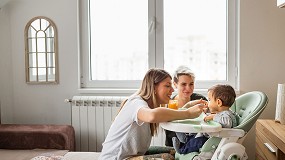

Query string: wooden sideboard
[256,119,285,160]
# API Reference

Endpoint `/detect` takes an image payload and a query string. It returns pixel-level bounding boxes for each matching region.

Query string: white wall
[1,0,285,159]
[0,5,13,123]
[239,1,285,159]
[0,0,79,124]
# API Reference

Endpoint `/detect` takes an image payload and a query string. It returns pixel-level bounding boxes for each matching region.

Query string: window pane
[164,0,227,81]
[29,68,37,81]
[38,53,46,68]
[47,53,55,67]
[31,19,40,31]
[29,53,37,67]
[40,19,50,31]
[37,38,46,52]
[89,0,148,80]
[28,26,37,38]
[46,26,54,37]
[28,38,37,52]
[38,68,46,77]
[46,37,54,52]
[48,68,55,81]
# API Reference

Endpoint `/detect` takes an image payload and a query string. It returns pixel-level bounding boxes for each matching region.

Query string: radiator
[71,96,165,152]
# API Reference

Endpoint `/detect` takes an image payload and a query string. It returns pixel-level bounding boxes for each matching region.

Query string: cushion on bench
[0,124,75,151]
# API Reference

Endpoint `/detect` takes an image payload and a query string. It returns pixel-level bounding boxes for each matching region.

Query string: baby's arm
[204,114,215,122]
[213,113,233,128]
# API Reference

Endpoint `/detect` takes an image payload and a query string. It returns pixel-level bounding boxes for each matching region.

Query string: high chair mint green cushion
[175,91,268,160]
[199,137,221,152]
[231,91,268,132]
[175,151,199,160]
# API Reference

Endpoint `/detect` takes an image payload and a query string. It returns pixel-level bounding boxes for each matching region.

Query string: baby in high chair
[172,84,238,154]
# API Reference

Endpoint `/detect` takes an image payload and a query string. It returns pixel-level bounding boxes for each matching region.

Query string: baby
[172,84,238,154]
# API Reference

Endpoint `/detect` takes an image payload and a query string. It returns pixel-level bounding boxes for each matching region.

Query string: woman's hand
[186,103,208,119]
[183,99,207,108]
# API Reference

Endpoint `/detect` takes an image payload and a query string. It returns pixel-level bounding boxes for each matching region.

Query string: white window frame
[78,0,239,94]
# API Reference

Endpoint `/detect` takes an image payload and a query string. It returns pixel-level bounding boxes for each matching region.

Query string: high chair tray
[160,112,222,133]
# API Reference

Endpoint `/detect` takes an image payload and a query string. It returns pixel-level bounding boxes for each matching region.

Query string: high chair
[161,91,268,160]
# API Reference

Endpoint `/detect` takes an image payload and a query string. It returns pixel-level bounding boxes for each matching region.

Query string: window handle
[148,17,156,33]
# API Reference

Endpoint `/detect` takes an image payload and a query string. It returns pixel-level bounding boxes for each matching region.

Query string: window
[80,0,239,92]
[25,16,59,84]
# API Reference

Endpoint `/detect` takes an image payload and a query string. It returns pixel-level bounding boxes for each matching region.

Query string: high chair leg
[211,137,241,160]
[217,143,248,160]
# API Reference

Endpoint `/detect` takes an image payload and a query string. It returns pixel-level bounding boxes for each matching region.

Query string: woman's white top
[99,95,152,160]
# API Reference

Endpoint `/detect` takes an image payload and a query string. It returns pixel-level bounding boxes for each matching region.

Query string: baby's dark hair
[208,84,236,107]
